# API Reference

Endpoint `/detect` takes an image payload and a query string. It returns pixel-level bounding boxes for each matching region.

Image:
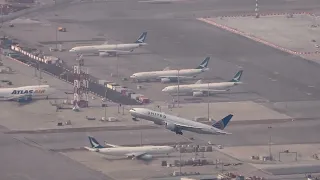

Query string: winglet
[212,114,233,130]
[88,136,104,149]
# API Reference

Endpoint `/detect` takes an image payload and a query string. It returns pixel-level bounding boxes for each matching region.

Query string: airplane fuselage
[70,43,146,54]
[97,145,174,156]
[0,85,55,100]
[162,82,241,94]
[130,108,225,135]
[131,69,204,81]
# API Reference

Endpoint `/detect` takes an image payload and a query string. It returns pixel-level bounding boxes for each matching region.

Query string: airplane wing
[104,141,122,148]
[159,76,195,80]
[99,50,134,53]
[193,89,229,92]
[170,122,231,135]
[174,123,204,130]
[84,146,99,152]
[125,152,148,159]
[6,94,32,101]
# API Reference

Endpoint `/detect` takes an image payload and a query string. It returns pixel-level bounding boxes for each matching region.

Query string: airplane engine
[154,121,164,125]
[99,52,109,57]
[165,123,183,135]
[193,91,204,97]
[161,78,171,83]
[140,154,153,161]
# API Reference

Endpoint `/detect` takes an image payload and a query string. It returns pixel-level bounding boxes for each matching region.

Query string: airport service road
[17,128,191,151]
[35,0,320,104]
[18,119,320,151]
[0,133,111,180]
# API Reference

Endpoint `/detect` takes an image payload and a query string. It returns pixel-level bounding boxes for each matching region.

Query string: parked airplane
[130,57,210,83]
[69,32,148,57]
[84,136,175,160]
[162,70,243,96]
[0,85,55,102]
[129,108,233,135]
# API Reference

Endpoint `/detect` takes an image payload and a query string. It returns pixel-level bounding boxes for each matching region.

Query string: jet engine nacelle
[140,154,153,160]
[161,78,171,83]
[193,91,204,97]
[165,122,183,135]
[154,121,164,125]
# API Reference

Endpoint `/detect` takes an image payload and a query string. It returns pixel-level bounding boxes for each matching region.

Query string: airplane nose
[130,75,135,79]
[162,88,167,92]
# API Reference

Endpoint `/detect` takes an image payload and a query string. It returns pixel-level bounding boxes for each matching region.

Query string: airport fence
[2,46,141,105]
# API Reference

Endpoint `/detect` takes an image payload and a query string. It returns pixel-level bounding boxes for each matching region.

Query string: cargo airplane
[0,85,55,102]
[129,108,233,135]
[162,70,243,96]
[69,32,148,57]
[130,57,210,83]
[84,136,175,161]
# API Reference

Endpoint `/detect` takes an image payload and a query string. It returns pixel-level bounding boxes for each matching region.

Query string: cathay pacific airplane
[69,32,148,57]
[130,57,210,83]
[84,136,175,161]
[129,108,233,135]
[162,70,243,96]
[0,85,55,102]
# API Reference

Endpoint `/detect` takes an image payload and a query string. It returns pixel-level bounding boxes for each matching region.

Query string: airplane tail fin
[196,57,210,69]
[135,32,148,43]
[229,70,243,82]
[212,114,233,130]
[88,136,104,149]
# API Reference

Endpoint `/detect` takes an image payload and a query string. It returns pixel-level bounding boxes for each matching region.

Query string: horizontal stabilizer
[163,67,170,71]
[195,80,202,84]
[104,141,121,148]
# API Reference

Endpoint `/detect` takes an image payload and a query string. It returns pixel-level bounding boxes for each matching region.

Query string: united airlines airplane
[129,108,233,135]
[69,32,148,57]
[130,57,210,83]
[84,136,175,161]
[162,70,243,96]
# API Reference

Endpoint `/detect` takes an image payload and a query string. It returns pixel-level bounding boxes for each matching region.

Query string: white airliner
[0,85,55,102]
[130,57,210,83]
[85,136,175,161]
[129,108,233,135]
[162,70,243,96]
[69,32,148,57]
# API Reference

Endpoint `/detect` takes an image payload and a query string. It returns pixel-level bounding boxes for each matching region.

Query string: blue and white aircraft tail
[195,57,210,69]
[135,32,148,44]
[88,136,104,149]
[212,114,233,130]
[229,70,243,82]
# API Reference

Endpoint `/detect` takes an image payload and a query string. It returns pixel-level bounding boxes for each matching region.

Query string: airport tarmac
[3,0,320,104]
[1,0,320,179]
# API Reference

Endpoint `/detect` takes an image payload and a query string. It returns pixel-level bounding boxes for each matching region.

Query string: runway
[0,133,112,180]
[16,118,320,152]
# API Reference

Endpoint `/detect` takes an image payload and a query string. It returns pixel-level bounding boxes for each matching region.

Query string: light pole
[207,82,209,121]
[177,69,180,108]
[255,0,260,18]
[116,54,119,78]
[104,89,107,119]
[179,143,182,175]
[268,126,272,159]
